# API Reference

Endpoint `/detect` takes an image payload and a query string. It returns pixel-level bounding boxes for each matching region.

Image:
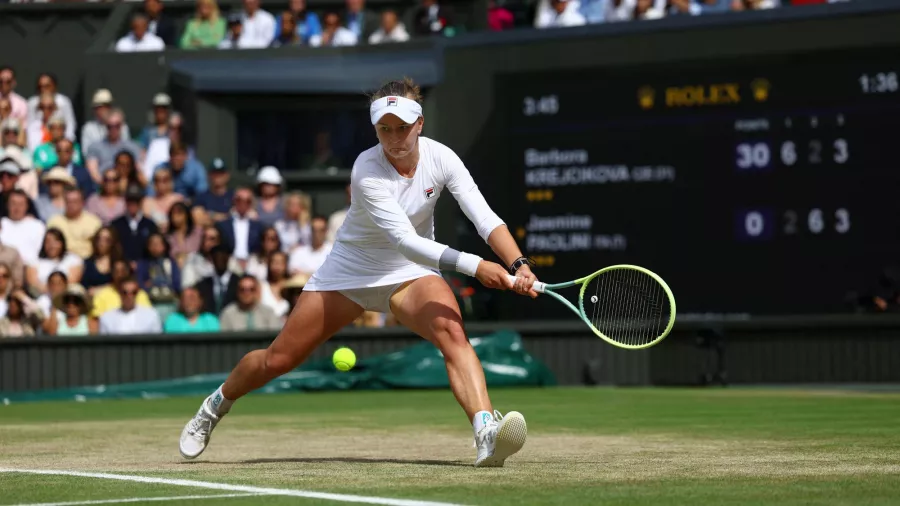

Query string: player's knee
[430,317,468,351]
[263,350,297,377]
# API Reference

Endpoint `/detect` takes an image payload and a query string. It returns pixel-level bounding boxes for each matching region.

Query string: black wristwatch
[508,256,534,275]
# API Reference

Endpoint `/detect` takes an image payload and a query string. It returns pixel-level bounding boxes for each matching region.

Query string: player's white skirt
[304,240,441,312]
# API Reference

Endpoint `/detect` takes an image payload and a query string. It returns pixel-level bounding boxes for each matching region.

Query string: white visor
[370,96,423,125]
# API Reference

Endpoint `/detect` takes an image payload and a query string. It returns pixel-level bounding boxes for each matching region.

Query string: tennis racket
[508,264,676,349]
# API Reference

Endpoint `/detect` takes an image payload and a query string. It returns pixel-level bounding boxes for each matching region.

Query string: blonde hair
[284,192,312,226]
[196,0,220,22]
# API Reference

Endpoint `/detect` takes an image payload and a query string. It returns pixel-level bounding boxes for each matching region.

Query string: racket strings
[584,268,671,347]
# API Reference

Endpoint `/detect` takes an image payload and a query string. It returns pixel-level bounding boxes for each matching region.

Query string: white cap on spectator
[1,145,31,171]
[370,95,423,125]
[47,112,66,127]
[0,157,22,176]
[152,93,172,107]
[1,117,21,132]
[256,166,283,186]
[43,166,77,187]
[92,89,114,107]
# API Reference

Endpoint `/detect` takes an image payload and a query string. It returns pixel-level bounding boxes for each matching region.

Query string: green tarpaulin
[1,330,556,404]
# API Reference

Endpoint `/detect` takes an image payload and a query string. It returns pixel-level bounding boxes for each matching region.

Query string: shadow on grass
[182,457,471,467]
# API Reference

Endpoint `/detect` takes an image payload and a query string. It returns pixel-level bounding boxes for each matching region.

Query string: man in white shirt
[99,278,162,335]
[289,215,332,276]
[115,13,166,52]
[239,0,276,48]
[368,11,410,44]
[0,190,45,265]
[536,0,587,27]
[215,188,261,263]
[0,66,28,123]
[310,12,358,47]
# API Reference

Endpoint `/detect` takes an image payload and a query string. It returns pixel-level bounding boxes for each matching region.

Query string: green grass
[2,387,899,505]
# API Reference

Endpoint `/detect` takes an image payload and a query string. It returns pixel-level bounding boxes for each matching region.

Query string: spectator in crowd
[0,262,11,316]
[4,146,38,201]
[667,0,697,15]
[275,0,321,44]
[167,202,202,267]
[36,168,74,222]
[111,185,159,263]
[0,290,44,337]
[191,157,233,226]
[0,118,26,160]
[369,10,410,44]
[137,232,181,320]
[138,94,173,152]
[0,228,24,290]
[86,109,141,184]
[85,169,126,225]
[731,0,777,10]
[181,0,227,49]
[143,112,196,184]
[344,0,379,42]
[275,192,311,252]
[196,244,240,314]
[326,183,350,244]
[280,273,307,315]
[259,250,290,319]
[1,190,46,265]
[217,187,261,263]
[487,0,514,31]
[246,226,281,280]
[99,276,161,334]
[219,274,281,331]
[47,189,102,259]
[634,0,667,19]
[239,0,276,48]
[145,0,177,45]
[82,226,122,293]
[33,113,82,172]
[163,286,220,333]
[255,166,284,227]
[271,12,304,47]
[81,89,131,157]
[603,0,637,22]
[289,215,332,276]
[144,167,185,230]
[91,259,152,319]
[219,12,249,49]
[151,141,206,200]
[0,157,38,219]
[413,0,455,36]
[0,67,28,123]
[112,150,145,194]
[54,139,95,198]
[181,225,241,288]
[27,228,83,292]
[310,12,359,47]
[27,93,60,154]
[536,0,586,27]
[695,0,731,14]
[36,270,66,319]
[301,130,342,170]
[0,98,10,125]
[26,73,76,142]
[48,283,96,336]
[116,13,166,53]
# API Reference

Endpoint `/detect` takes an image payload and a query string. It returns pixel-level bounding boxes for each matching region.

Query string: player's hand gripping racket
[508,265,676,349]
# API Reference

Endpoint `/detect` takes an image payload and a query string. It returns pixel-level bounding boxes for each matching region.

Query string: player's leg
[389,275,527,467]
[179,290,363,459]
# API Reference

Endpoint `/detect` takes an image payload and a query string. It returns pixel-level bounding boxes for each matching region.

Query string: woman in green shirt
[164,286,220,333]
[180,0,227,49]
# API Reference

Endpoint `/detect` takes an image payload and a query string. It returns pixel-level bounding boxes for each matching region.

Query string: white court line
[0,469,468,506]
[3,492,265,506]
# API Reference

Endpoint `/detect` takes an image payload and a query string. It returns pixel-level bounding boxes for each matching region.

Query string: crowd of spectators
[0,65,390,338]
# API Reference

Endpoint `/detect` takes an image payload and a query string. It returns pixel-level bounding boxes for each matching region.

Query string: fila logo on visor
[425,187,435,199]
[387,97,399,106]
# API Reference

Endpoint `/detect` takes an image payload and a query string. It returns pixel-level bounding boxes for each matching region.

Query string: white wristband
[456,252,482,277]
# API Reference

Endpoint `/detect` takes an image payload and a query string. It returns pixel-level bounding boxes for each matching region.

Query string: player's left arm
[442,148,538,297]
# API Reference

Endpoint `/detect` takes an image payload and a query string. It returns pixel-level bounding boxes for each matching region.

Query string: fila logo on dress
[424,187,435,199]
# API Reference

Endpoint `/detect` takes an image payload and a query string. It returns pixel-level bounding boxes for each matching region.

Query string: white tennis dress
[304,137,504,312]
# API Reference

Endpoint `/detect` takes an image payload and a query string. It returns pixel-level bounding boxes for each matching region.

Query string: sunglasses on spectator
[38,81,53,89]
[108,123,122,129]
[238,285,256,293]
[64,296,81,305]
[40,105,55,111]
[234,196,252,203]
[57,147,73,153]
[0,272,9,279]
[104,177,119,183]
[264,235,278,241]
[0,78,12,84]
[155,176,172,183]
[121,289,138,296]
[204,235,219,242]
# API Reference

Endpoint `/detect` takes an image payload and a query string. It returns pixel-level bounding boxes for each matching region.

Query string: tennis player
[179,78,539,467]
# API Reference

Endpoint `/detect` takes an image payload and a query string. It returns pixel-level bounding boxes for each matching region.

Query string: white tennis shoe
[474,410,527,467]
[179,397,222,459]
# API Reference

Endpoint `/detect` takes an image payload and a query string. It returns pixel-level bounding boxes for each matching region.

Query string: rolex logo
[637,86,655,110]
[750,79,770,102]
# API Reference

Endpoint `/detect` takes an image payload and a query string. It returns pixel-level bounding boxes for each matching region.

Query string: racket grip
[506,275,546,294]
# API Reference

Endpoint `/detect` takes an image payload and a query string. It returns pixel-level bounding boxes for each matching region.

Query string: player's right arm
[353,166,512,290]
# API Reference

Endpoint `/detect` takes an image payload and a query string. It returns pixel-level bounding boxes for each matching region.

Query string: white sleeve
[353,168,448,270]
[440,146,505,242]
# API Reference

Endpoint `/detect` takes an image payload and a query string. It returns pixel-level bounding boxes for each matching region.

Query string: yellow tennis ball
[332,347,356,372]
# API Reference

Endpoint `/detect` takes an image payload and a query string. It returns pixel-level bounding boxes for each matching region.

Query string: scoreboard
[480,47,900,317]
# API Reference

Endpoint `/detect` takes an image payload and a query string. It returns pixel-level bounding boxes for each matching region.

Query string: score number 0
[744,208,851,237]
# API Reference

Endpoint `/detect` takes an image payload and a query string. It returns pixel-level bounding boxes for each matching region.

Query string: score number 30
[743,208,851,238]
[736,140,849,168]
